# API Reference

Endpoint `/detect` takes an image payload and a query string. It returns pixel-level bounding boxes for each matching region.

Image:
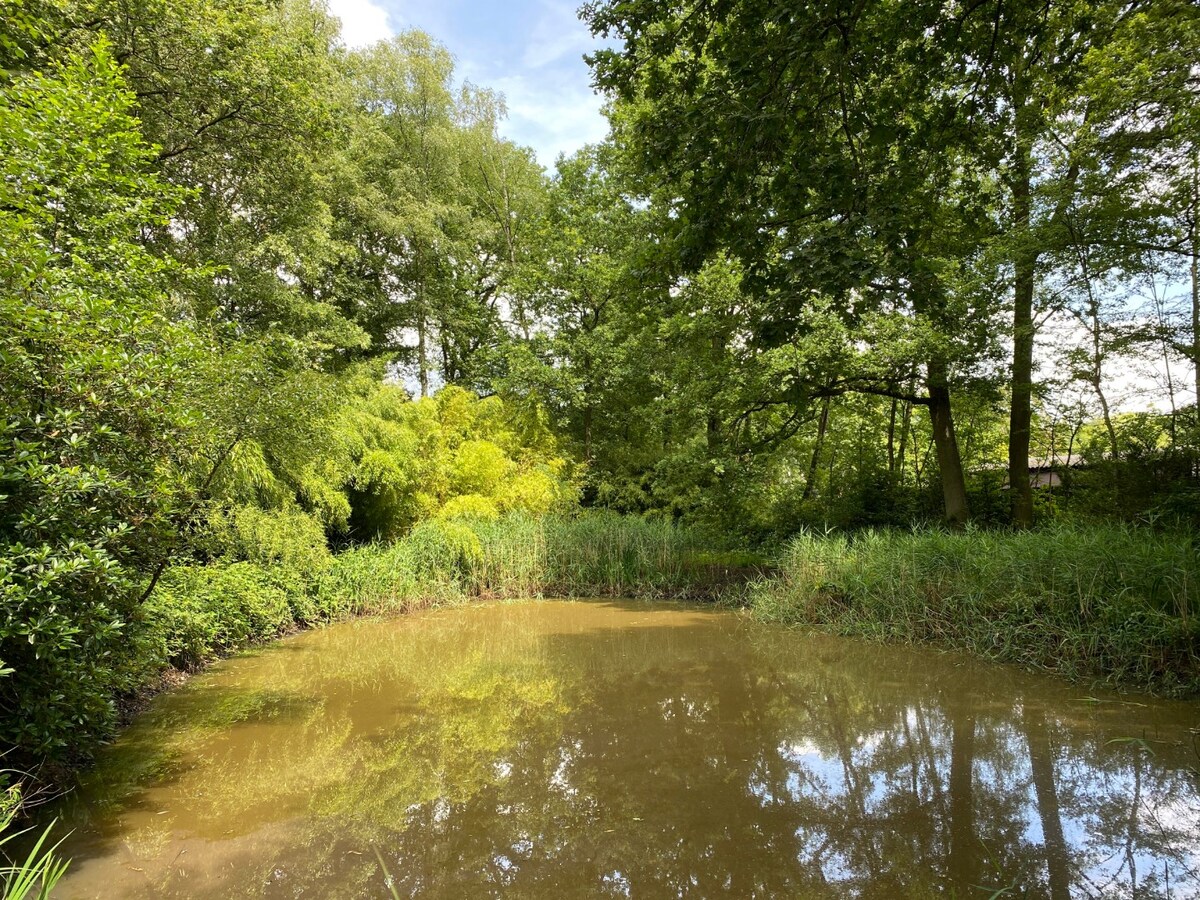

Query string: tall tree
[955,0,1200,524]
[584,0,1005,525]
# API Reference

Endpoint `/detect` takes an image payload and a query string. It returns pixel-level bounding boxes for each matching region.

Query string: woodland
[1,0,1199,867]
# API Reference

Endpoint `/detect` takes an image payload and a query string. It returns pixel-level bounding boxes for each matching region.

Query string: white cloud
[328,0,394,48]
[487,73,610,168]
[522,0,593,69]
[327,0,613,168]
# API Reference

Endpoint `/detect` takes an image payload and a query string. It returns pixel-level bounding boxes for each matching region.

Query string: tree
[583,0,1007,526]
[950,0,1200,525]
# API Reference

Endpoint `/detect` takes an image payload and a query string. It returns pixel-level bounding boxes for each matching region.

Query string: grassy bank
[143,512,754,670]
[8,514,1197,810]
[751,523,1200,697]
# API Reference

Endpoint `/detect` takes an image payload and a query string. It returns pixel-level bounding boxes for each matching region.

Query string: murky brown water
[42,599,1200,898]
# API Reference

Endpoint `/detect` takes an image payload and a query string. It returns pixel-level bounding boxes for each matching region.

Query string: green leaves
[0,41,196,761]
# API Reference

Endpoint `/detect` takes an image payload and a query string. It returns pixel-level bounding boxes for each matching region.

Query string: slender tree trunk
[707,331,725,453]
[1191,153,1199,410]
[1010,146,1037,528]
[1096,382,1118,461]
[1150,275,1179,444]
[1023,704,1071,900]
[502,179,532,343]
[582,354,593,463]
[415,242,430,397]
[887,396,898,472]
[948,704,978,896]
[926,359,969,527]
[897,393,914,484]
[439,331,455,385]
[801,397,831,502]
[417,309,429,398]
[1077,244,1120,459]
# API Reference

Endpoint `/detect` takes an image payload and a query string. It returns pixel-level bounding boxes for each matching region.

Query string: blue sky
[327,0,614,170]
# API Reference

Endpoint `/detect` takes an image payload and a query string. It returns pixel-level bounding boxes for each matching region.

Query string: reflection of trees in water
[53,603,1200,899]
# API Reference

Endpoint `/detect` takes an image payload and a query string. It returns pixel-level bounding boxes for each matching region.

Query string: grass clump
[314,512,749,609]
[0,780,68,900]
[751,523,1200,696]
[139,513,743,675]
[471,513,739,599]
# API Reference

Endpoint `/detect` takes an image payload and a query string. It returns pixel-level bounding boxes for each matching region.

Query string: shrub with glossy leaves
[0,42,192,762]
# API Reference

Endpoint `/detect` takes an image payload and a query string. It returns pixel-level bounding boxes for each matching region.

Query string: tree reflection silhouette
[47,601,1200,899]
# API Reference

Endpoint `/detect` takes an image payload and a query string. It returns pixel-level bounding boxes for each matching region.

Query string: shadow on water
[37,599,1200,899]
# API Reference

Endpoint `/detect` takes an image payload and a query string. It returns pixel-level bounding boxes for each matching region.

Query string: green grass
[750,523,1200,696]
[316,512,758,612]
[0,789,68,900]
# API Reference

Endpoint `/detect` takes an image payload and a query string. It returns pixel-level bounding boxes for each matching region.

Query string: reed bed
[751,523,1200,696]
[317,512,756,610]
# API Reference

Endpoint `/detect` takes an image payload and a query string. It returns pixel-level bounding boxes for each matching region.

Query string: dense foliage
[1,0,1198,832]
[0,0,572,772]
[580,0,1200,532]
[753,524,1199,696]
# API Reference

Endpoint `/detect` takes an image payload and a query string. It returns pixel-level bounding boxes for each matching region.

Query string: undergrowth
[751,523,1200,697]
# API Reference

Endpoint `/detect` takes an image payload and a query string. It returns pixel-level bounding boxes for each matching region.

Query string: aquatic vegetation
[1,796,68,900]
[752,523,1200,696]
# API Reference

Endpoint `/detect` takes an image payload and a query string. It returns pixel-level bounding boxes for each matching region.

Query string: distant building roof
[1027,455,1086,470]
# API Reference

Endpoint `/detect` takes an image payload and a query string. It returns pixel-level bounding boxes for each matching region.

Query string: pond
[44,599,1200,898]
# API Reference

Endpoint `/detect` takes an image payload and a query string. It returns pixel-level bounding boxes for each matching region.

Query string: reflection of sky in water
[42,599,1200,899]
[762,709,1199,897]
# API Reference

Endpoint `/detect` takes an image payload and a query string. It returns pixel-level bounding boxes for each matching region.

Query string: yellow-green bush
[227,506,333,575]
[439,494,501,521]
[499,468,567,516]
[307,382,575,541]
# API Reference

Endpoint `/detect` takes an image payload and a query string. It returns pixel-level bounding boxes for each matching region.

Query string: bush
[145,564,297,669]
[0,42,192,766]
[226,506,333,576]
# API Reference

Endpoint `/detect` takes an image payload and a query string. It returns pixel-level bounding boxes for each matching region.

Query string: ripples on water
[45,599,1200,898]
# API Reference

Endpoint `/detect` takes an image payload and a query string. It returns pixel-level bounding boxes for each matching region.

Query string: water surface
[47,599,1200,898]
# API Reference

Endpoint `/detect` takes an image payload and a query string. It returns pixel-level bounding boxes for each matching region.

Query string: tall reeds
[751,523,1200,695]
[316,512,752,611]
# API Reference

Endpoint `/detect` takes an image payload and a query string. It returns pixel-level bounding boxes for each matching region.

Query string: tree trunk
[1009,147,1037,528]
[1191,153,1199,411]
[1023,704,1071,900]
[1083,265,1119,460]
[897,393,914,484]
[583,404,593,462]
[801,397,831,502]
[417,309,429,398]
[707,331,725,453]
[887,396,898,472]
[926,359,970,527]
